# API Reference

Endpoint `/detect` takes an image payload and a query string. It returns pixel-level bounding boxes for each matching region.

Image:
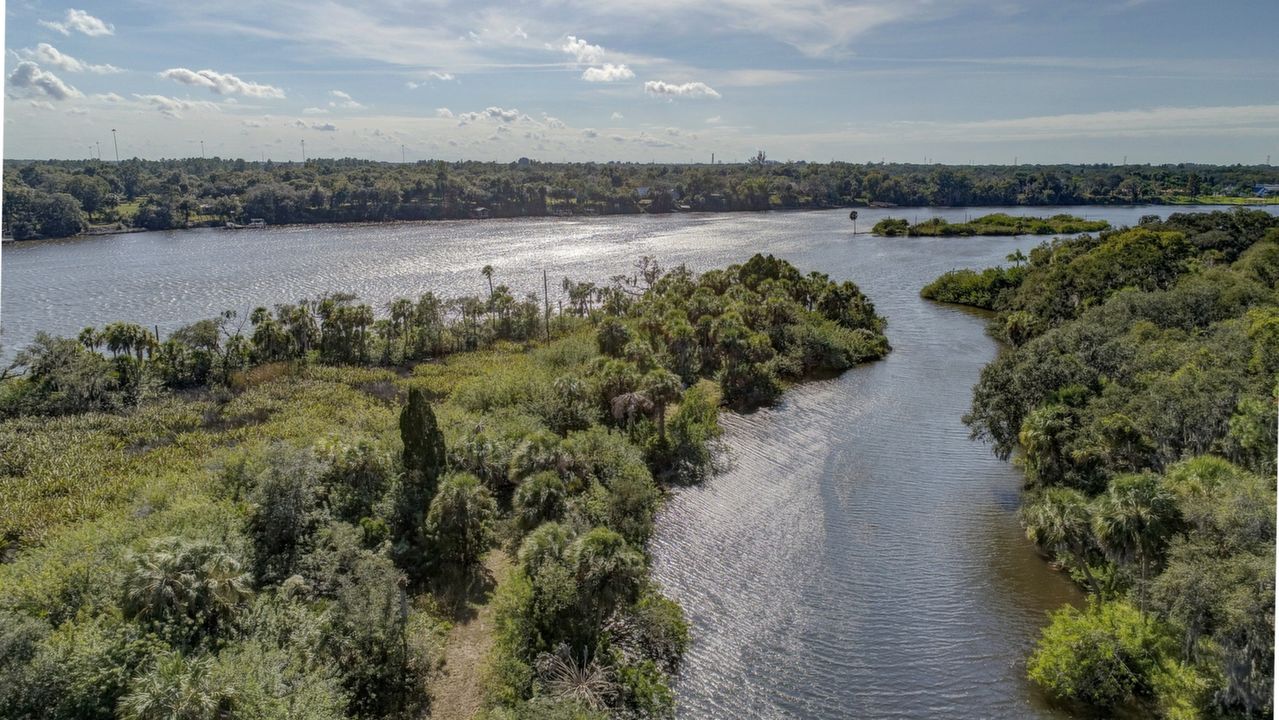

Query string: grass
[1165,194,1279,206]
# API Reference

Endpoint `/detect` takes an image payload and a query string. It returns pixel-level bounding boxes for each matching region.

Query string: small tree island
[872,212,1110,237]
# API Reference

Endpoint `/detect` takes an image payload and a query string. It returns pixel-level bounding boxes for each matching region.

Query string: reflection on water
[5,205,1275,717]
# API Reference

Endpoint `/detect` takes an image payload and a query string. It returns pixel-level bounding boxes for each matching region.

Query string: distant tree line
[4,157,1277,239]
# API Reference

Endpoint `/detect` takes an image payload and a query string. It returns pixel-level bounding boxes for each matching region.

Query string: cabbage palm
[1022,487,1100,594]
[1091,473,1179,614]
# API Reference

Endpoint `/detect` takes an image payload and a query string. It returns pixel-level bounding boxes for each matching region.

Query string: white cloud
[160,68,286,98]
[311,122,338,132]
[29,100,56,111]
[561,35,605,64]
[429,71,455,81]
[541,113,566,129]
[457,106,531,124]
[67,106,89,115]
[133,94,221,119]
[706,116,722,124]
[19,44,122,74]
[242,119,265,128]
[581,64,634,82]
[94,92,124,102]
[6,62,82,101]
[406,81,421,89]
[582,128,599,138]
[610,112,623,121]
[644,80,721,99]
[39,9,114,37]
[435,107,454,118]
[329,90,364,109]
[302,107,330,115]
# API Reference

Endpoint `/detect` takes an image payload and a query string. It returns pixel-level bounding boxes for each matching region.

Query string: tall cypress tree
[396,387,446,544]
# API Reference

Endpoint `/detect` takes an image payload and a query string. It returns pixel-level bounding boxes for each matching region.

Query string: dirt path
[428,550,512,720]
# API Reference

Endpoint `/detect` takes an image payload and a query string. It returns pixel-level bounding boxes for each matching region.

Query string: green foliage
[951,210,1279,718]
[1028,599,1173,708]
[396,387,446,551]
[0,255,890,719]
[874,212,1109,237]
[920,266,1024,310]
[425,472,497,570]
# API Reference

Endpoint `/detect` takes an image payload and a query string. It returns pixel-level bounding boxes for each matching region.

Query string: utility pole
[95,141,101,160]
[543,270,550,340]
[300,139,306,162]
[401,144,406,164]
[111,128,119,162]
[200,140,205,159]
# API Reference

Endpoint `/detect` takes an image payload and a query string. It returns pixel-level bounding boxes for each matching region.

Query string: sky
[3,0,1278,164]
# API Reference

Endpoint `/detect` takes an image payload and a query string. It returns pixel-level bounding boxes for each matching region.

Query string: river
[2,205,1270,717]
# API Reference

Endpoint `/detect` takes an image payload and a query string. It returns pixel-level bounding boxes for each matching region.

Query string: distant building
[1254,184,1279,197]
[516,157,531,167]
[472,207,490,219]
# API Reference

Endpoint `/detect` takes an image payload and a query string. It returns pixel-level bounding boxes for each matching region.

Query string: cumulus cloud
[457,106,531,125]
[644,80,721,99]
[7,61,82,101]
[541,113,566,129]
[19,43,122,74]
[39,9,114,37]
[435,107,454,118]
[160,68,286,98]
[610,111,624,121]
[302,107,329,115]
[94,92,124,102]
[706,115,722,124]
[29,100,56,111]
[581,64,634,82]
[430,71,455,81]
[242,119,265,127]
[329,89,363,109]
[133,94,221,119]
[311,122,338,132]
[561,35,605,64]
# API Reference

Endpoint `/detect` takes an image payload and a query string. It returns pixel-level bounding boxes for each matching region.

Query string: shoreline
[4,198,1278,243]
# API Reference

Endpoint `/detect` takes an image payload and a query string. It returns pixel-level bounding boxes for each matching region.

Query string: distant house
[1254,184,1279,197]
[472,207,490,219]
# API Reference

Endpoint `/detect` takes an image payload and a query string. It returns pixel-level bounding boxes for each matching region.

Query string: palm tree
[1091,473,1179,616]
[425,473,497,570]
[1006,248,1028,268]
[536,644,617,711]
[641,368,683,443]
[481,265,495,333]
[1022,487,1100,594]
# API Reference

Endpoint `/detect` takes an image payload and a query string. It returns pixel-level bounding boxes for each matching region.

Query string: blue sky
[4,0,1278,163]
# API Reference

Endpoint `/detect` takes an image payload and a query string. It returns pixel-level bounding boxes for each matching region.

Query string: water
[2,204,1271,716]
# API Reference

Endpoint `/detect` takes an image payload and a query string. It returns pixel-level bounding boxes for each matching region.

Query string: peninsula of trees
[0,255,888,719]
[922,209,1278,718]
[3,157,1277,239]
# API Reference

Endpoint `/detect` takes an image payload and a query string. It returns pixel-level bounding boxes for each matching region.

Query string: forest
[3,156,1277,239]
[923,209,1278,718]
[0,255,888,719]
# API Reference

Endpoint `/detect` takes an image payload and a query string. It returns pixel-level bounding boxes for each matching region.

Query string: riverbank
[929,209,1278,718]
[5,197,1278,244]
